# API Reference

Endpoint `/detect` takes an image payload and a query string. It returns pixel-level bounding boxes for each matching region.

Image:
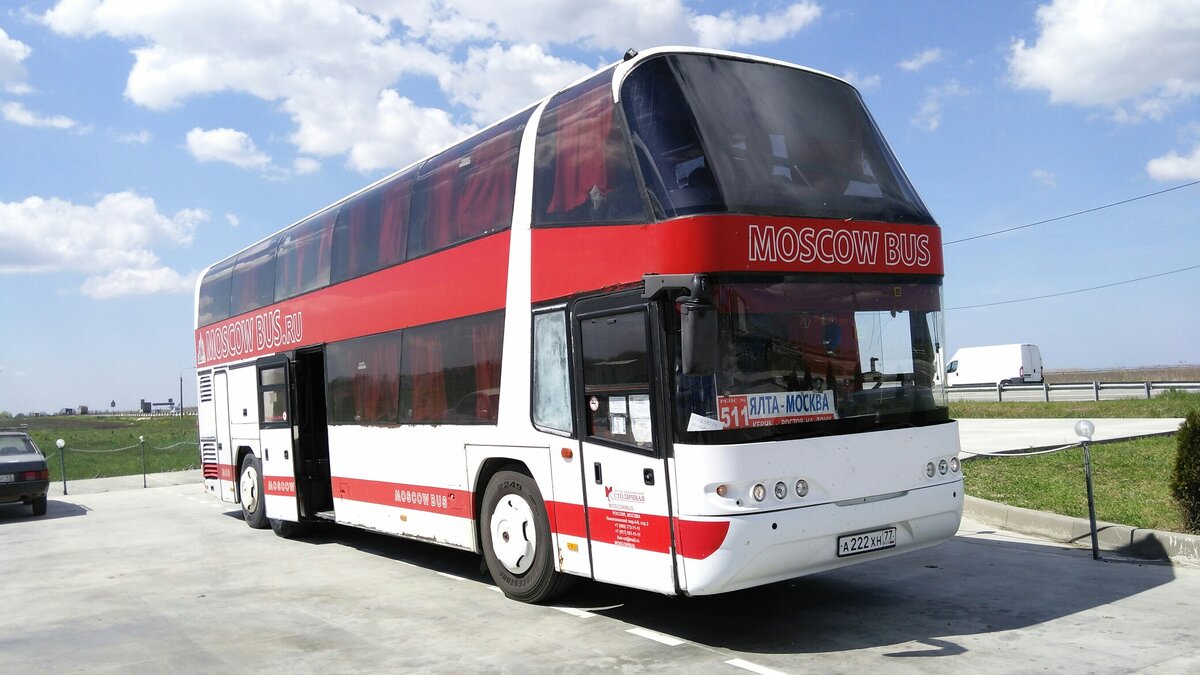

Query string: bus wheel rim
[240,465,259,512]
[490,494,536,575]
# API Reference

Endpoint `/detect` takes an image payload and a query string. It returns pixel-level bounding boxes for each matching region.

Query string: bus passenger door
[574,297,677,594]
[256,357,298,522]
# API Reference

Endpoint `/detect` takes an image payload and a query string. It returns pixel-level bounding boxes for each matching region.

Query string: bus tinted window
[326,331,402,425]
[331,170,414,283]
[197,257,235,326]
[276,210,334,301]
[400,311,504,424]
[408,111,530,258]
[622,55,934,224]
[533,71,645,227]
[229,236,279,316]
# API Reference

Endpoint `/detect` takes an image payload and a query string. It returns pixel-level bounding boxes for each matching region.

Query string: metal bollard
[140,435,147,489]
[56,438,67,496]
[1076,420,1100,561]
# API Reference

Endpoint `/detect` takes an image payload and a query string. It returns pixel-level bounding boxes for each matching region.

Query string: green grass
[951,390,1200,420]
[964,435,1188,533]
[8,415,199,481]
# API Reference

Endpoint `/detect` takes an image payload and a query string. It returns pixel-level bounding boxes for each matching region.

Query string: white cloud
[41,1,826,173]
[186,127,272,170]
[1031,169,1057,187]
[293,157,320,175]
[841,70,881,91]
[911,79,967,132]
[898,48,942,72]
[0,27,31,94]
[224,212,240,227]
[1146,144,1200,181]
[444,43,592,124]
[2,101,76,129]
[1009,0,1200,122]
[0,191,205,298]
[81,266,196,299]
[692,3,822,48]
[112,128,152,144]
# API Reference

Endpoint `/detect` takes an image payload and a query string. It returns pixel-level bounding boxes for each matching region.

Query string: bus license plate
[837,527,896,557]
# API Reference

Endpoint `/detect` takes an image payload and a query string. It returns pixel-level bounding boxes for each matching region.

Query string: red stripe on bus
[531,215,943,302]
[195,232,510,367]
[217,464,235,482]
[332,476,475,517]
[587,508,673,554]
[263,475,297,496]
[674,518,731,560]
[546,500,587,538]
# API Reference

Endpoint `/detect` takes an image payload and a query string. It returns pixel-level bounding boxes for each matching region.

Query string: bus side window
[229,235,280,316]
[276,210,334,302]
[533,71,645,227]
[532,311,573,434]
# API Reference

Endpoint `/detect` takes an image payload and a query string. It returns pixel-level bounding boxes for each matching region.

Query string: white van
[945,344,1044,387]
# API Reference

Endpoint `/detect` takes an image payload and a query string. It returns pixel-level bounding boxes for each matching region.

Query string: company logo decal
[196,309,304,365]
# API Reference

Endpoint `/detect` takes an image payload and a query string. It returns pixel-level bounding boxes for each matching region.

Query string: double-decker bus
[194,46,961,603]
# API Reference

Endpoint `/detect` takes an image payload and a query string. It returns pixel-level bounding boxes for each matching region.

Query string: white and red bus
[194,47,962,602]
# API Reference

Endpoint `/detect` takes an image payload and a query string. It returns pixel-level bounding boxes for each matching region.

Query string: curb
[964,495,1200,563]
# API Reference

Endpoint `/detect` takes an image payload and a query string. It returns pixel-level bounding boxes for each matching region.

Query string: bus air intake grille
[198,375,213,403]
[201,440,219,479]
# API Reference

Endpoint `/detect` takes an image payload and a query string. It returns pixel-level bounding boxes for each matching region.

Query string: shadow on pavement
[288,523,1176,657]
[0,499,89,523]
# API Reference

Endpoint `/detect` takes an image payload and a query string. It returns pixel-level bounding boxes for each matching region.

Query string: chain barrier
[50,438,199,495]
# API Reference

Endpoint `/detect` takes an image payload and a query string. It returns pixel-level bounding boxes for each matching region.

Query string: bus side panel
[326,425,475,549]
[227,365,260,453]
[466,441,592,578]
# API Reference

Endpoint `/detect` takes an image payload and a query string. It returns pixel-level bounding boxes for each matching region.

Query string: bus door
[574,296,677,594]
[256,356,298,522]
[292,347,333,518]
[213,370,236,502]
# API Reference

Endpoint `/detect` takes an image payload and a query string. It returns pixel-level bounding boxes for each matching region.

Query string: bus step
[314,510,336,521]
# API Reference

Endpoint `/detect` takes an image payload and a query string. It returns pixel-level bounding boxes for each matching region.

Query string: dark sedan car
[0,431,50,516]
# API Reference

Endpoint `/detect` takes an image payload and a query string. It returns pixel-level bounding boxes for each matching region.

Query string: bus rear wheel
[238,454,269,529]
[481,469,572,603]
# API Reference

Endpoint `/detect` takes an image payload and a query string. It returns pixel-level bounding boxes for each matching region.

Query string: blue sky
[1,0,1198,414]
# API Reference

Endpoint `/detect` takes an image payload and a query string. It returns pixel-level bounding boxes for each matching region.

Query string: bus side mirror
[681,300,718,376]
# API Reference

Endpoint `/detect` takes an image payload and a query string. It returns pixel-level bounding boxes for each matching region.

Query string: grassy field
[951,390,1200,419]
[964,435,1186,532]
[1045,364,1200,383]
[7,415,199,481]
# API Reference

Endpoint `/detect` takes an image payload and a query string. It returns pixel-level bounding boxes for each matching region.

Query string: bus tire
[270,518,310,539]
[480,470,573,603]
[238,454,269,529]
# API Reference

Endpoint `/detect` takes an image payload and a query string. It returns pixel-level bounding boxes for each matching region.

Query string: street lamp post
[1076,419,1100,560]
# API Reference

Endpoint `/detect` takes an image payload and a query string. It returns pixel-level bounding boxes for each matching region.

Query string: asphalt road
[3,483,1200,674]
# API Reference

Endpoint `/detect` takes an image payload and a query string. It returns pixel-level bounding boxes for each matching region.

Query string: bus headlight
[774,482,787,500]
[950,457,960,473]
[795,479,809,498]
[715,484,729,498]
[938,459,948,475]
[752,483,766,502]
[925,462,936,478]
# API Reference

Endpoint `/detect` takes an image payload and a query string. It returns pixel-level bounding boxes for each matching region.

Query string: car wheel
[480,469,573,603]
[238,454,269,529]
[31,495,47,517]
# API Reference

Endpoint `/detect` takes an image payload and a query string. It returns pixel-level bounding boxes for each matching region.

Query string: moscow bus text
[194,47,962,602]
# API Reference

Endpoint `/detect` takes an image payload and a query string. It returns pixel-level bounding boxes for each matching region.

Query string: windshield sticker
[609,396,627,415]
[687,413,728,432]
[717,391,837,429]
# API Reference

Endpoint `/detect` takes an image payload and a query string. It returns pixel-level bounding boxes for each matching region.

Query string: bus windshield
[675,278,947,441]
[622,54,934,225]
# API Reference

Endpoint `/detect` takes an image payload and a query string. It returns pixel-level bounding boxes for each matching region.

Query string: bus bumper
[678,478,963,596]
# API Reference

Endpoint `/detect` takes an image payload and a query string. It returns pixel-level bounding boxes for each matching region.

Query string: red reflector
[560,447,574,460]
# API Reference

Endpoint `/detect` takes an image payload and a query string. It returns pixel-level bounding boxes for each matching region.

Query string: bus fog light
[774,482,787,500]
[938,459,948,475]
[715,484,728,498]
[795,479,809,497]
[950,457,960,473]
[752,483,766,502]
[925,462,936,478]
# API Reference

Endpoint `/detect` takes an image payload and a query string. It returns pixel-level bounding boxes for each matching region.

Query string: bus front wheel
[481,469,572,603]
[238,454,269,529]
